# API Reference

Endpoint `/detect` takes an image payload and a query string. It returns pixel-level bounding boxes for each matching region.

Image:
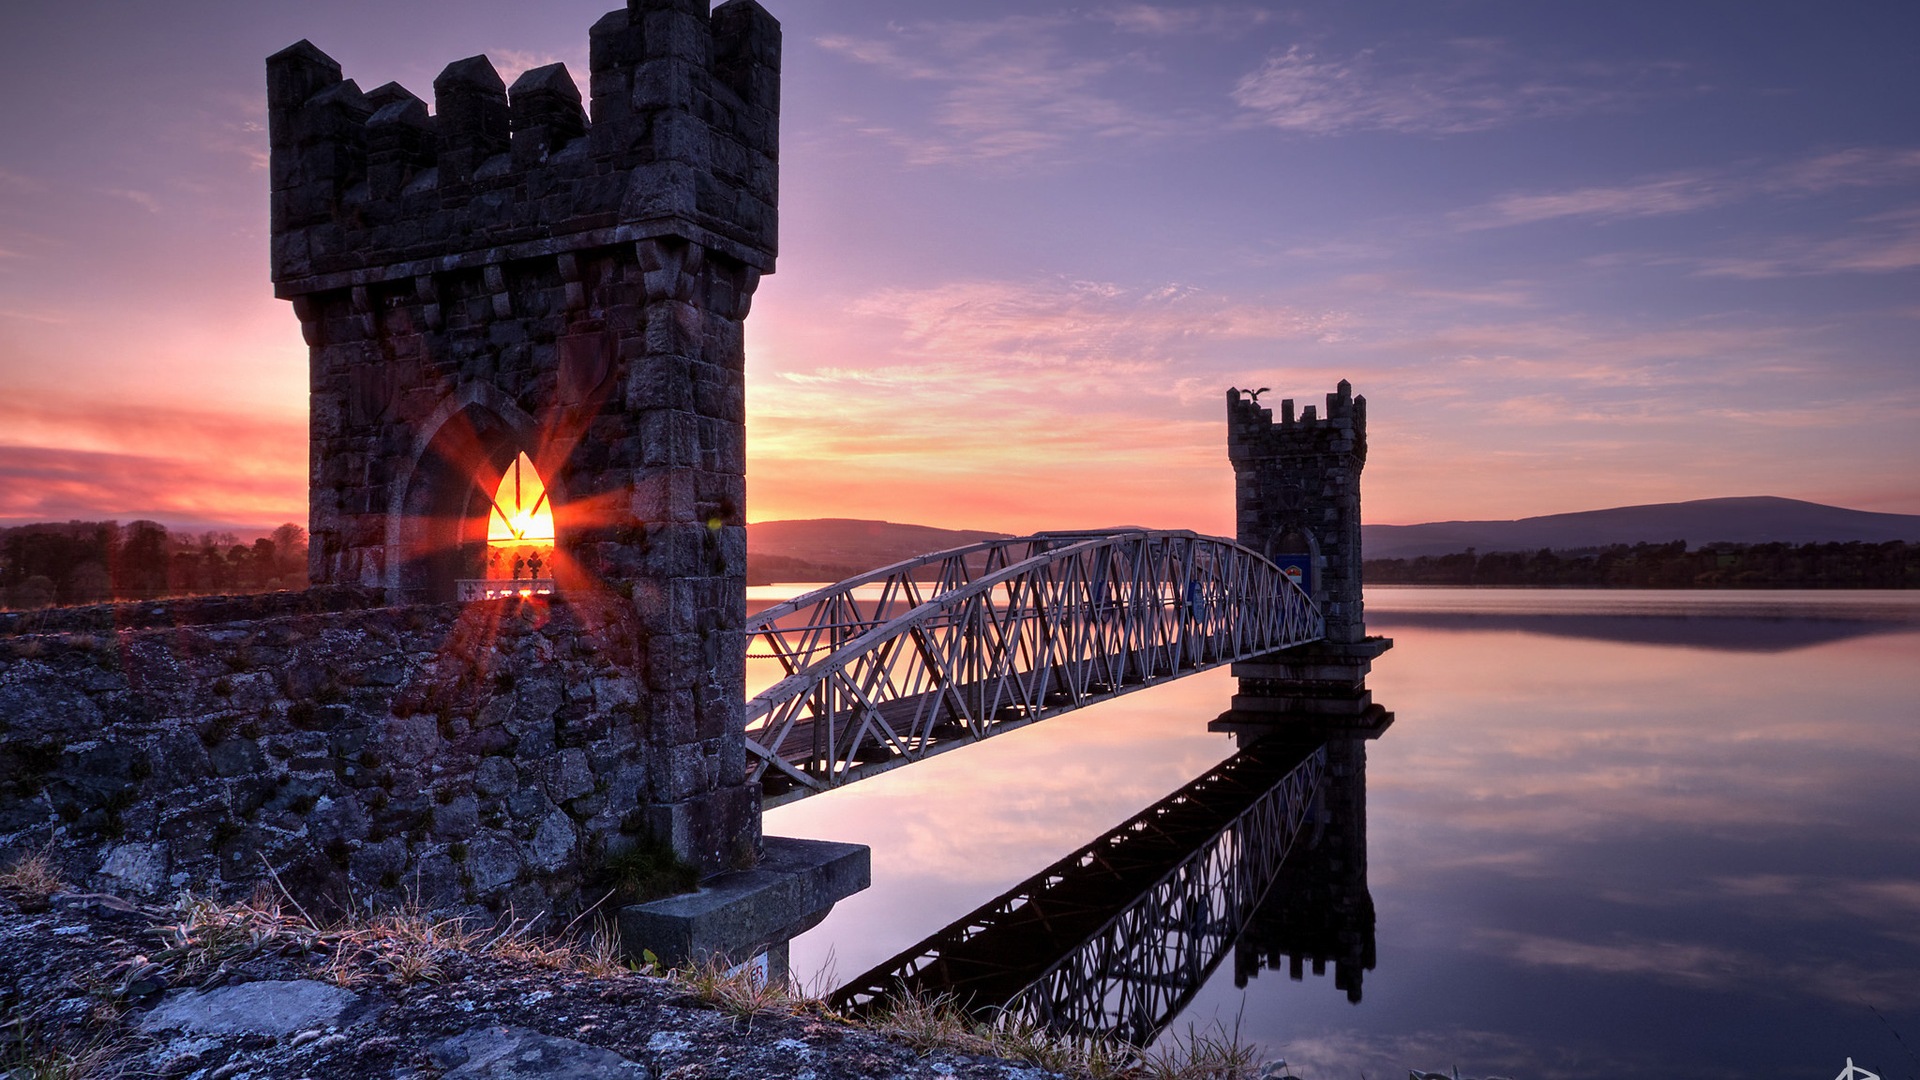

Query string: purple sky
[2,1,1917,534]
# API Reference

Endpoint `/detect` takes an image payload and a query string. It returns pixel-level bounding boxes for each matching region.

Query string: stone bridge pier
[1225,382,1392,727]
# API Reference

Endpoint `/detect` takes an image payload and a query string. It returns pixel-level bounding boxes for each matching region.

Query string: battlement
[268,0,780,296]
[1226,380,1367,465]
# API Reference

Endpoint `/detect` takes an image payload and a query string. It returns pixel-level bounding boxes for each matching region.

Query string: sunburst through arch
[471,451,556,598]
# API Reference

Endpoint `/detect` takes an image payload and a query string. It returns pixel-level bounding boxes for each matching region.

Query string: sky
[1,1,1917,537]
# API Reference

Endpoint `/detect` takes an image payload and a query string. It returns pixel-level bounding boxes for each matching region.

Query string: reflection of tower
[1233,733,1375,1003]
[1226,382,1391,726]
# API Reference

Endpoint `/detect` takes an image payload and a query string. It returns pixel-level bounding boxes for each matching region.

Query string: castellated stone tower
[268,0,779,874]
[1226,381,1391,719]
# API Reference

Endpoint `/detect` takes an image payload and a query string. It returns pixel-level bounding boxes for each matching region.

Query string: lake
[761,587,1920,1080]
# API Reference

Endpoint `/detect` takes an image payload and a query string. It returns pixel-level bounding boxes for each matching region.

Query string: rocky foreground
[0,884,1072,1080]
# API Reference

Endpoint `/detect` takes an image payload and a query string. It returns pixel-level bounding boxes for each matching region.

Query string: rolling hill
[746,518,1009,583]
[746,498,1920,583]
[1360,497,1920,559]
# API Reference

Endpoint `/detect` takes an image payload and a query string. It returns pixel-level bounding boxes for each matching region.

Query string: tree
[270,523,309,587]
[11,574,55,609]
[115,520,171,599]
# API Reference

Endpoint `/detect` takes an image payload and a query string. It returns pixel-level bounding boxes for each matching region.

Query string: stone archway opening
[393,405,553,604]
[1267,526,1318,598]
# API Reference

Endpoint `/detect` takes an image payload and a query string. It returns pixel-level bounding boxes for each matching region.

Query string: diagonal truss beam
[829,739,1329,1046]
[745,531,1322,805]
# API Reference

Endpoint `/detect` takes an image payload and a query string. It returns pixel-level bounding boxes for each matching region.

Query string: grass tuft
[672,953,824,1023]
[0,1019,123,1080]
[145,885,635,990]
[0,849,68,912]
[865,991,1263,1080]
[1133,1018,1264,1080]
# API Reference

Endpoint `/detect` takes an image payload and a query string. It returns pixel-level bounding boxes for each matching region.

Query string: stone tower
[1226,382,1390,720]
[268,0,780,873]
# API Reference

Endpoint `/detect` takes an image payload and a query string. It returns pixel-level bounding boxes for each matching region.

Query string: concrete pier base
[618,836,870,973]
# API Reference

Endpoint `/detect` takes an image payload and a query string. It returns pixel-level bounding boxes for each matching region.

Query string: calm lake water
[761,588,1920,1080]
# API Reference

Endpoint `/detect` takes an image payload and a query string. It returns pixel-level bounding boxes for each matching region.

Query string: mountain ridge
[747,497,1920,577]
[1363,496,1920,559]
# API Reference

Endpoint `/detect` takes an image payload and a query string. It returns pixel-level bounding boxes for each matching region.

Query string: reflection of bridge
[744,531,1322,804]
[829,725,1382,1045]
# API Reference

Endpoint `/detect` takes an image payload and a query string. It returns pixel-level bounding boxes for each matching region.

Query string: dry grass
[1,1008,125,1080]
[865,992,1133,1079]
[149,889,323,982]
[1132,1019,1264,1080]
[112,886,1264,1079]
[865,992,1263,1080]
[474,911,629,980]
[0,848,68,912]
[672,953,829,1022]
[147,888,636,989]
[0,1039,122,1080]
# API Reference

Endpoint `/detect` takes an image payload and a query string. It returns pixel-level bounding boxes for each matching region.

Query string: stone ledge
[618,835,869,968]
[1211,701,1395,740]
[1231,636,1394,683]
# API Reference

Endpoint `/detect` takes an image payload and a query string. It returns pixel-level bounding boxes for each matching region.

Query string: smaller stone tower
[1226,382,1390,721]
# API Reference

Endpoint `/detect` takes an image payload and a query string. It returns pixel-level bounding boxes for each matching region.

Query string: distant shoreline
[1363,539,1916,589]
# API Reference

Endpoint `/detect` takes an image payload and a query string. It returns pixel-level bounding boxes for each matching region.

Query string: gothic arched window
[481,451,555,595]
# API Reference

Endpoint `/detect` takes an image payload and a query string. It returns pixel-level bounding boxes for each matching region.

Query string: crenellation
[432,55,511,185]
[508,64,588,168]
[366,93,435,201]
[712,0,781,135]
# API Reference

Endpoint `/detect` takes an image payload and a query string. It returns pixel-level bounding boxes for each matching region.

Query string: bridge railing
[744,530,1321,803]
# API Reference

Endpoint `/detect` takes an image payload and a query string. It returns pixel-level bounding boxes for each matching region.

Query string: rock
[544,748,595,803]
[140,979,361,1037]
[527,811,575,873]
[468,837,524,894]
[430,1025,651,1079]
[98,843,169,897]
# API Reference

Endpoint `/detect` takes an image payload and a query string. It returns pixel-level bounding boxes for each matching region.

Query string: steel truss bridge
[830,738,1330,1044]
[745,530,1322,804]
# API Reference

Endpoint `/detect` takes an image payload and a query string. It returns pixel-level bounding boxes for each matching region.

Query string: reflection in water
[775,591,1920,1079]
[1366,587,1920,653]
[833,711,1386,1047]
[1370,611,1913,652]
[1234,735,1375,1006]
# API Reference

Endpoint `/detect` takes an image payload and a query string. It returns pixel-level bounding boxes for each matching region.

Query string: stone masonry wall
[0,593,732,923]
[1227,382,1369,645]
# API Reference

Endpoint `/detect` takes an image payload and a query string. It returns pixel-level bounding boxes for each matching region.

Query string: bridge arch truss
[745,531,1322,803]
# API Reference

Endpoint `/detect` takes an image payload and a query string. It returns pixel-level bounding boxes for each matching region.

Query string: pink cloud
[0,395,305,529]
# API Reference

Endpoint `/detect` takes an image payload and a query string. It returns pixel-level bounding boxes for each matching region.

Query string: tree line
[0,520,310,610]
[1365,540,1920,588]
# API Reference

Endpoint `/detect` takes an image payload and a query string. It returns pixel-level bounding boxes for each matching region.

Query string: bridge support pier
[1224,382,1391,729]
